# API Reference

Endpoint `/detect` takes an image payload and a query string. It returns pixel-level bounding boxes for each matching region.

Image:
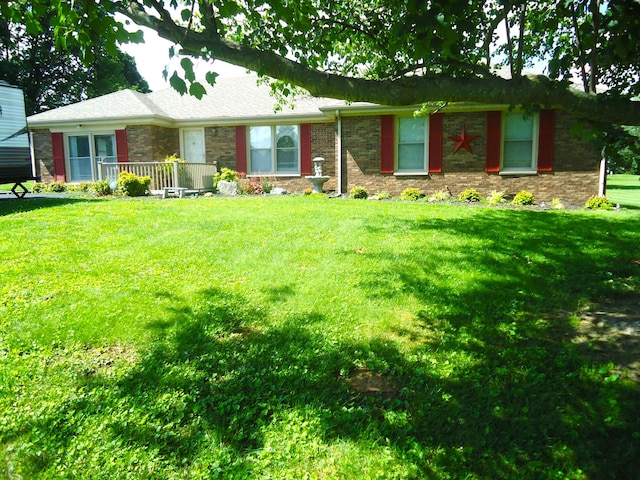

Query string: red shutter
[51,132,66,182]
[428,113,444,173]
[235,126,247,174]
[115,129,129,163]
[537,109,555,172]
[380,115,395,173]
[300,123,312,175]
[486,111,502,173]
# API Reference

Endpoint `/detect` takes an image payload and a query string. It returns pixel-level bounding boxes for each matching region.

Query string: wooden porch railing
[98,161,218,193]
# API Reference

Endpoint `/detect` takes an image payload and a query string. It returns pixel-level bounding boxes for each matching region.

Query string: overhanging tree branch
[117,0,640,126]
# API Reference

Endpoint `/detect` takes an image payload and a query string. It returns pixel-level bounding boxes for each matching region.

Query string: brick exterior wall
[30,111,599,203]
[32,129,54,182]
[205,122,337,193]
[205,126,236,170]
[341,111,600,204]
[126,125,180,162]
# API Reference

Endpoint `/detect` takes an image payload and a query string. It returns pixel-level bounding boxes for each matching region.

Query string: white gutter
[336,109,342,195]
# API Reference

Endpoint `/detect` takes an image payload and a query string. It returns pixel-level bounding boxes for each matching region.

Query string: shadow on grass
[10,210,640,478]
[608,184,640,191]
[0,196,101,216]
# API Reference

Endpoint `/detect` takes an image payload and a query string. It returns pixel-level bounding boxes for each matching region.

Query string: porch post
[173,161,180,188]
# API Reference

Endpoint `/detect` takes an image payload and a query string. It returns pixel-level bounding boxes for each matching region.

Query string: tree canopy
[0,5,149,115]
[3,0,640,125]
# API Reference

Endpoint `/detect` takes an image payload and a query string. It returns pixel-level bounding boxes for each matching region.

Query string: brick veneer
[32,129,54,182]
[30,111,600,203]
[126,125,180,162]
[205,126,236,170]
[341,111,600,204]
[205,122,337,193]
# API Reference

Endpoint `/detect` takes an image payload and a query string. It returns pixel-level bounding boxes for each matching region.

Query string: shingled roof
[27,75,347,128]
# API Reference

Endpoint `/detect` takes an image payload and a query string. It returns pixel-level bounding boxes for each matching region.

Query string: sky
[118,24,248,92]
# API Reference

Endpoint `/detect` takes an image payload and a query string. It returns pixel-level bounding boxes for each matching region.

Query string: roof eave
[321,102,515,116]
[27,115,175,130]
[172,112,333,127]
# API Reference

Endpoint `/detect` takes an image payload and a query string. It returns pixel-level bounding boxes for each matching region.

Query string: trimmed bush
[214,167,239,184]
[31,182,47,193]
[116,172,151,197]
[511,190,535,206]
[487,190,506,205]
[48,182,67,193]
[459,188,481,202]
[430,189,451,202]
[584,195,614,210]
[350,186,368,199]
[69,182,93,193]
[92,180,113,197]
[401,188,422,201]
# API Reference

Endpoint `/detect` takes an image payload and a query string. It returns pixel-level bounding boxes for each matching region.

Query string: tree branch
[117,2,640,126]
[482,7,509,68]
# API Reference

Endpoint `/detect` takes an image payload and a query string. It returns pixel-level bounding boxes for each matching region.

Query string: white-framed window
[396,116,429,173]
[248,125,300,175]
[66,133,116,182]
[502,112,539,173]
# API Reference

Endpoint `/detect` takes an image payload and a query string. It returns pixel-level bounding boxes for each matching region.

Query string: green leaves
[169,71,188,95]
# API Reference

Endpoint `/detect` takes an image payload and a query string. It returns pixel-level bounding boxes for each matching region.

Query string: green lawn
[0,181,34,192]
[608,174,640,209]
[1,196,639,479]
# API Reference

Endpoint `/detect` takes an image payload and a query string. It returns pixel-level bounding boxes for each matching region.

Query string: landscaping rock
[217,180,238,196]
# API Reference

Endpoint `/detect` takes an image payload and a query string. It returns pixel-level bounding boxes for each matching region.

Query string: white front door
[182,128,205,163]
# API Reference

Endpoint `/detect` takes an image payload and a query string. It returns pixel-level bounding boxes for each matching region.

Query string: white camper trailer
[0,81,37,197]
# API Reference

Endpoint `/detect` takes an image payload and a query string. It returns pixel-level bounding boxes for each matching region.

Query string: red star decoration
[449,125,479,154]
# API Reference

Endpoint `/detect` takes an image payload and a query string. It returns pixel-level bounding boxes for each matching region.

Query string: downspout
[336,110,342,195]
[29,131,37,179]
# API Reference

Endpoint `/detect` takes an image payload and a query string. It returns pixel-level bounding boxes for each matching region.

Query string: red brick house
[27,75,601,203]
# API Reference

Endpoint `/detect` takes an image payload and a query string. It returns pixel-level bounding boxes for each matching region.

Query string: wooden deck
[98,161,217,195]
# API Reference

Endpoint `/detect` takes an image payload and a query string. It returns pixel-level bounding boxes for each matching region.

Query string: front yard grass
[1,195,639,479]
[607,174,640,209]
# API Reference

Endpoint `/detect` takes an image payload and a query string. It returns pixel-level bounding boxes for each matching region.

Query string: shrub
[551,198,565,209]
[164,153,186,163]
[47,182,67,193]
[303,188,313,196]
[69,182,93,193]
[92,180,113,197]
[487,190,506,205]
[584,195,614,210]
[401,187,422,201]
[261,177,275,194]
[116,171,151,196]
[350,186,368,199]
[459,188,481,202]
[31,182,46,193]
[430,189,451,202]
[511,190,535,206]
[214,167,239,184]
[239,179,264,195]
[375,190,392,200]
